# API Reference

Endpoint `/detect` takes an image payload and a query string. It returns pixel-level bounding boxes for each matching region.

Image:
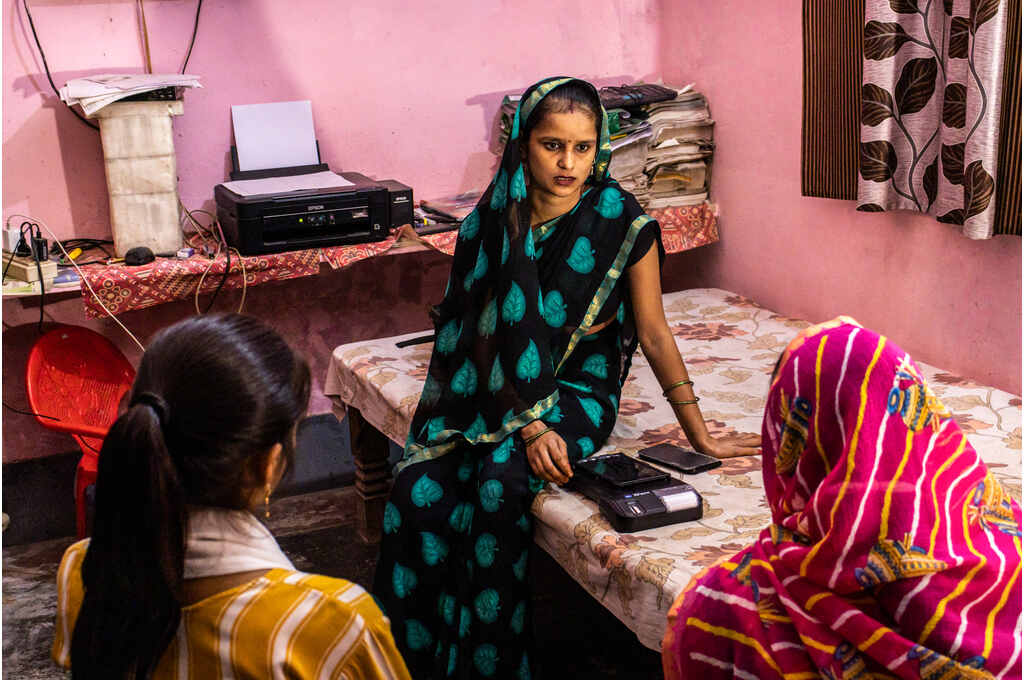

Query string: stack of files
[608,84,716,210]
[496,94,523,148]
[419,192,483,223]
[60,74,202,115]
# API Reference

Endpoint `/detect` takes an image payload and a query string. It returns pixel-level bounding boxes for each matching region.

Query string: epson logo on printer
[307,205,324,211]
[393,196,409,203]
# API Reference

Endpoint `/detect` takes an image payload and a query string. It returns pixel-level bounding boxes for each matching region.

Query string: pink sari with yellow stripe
[662,319,1022,680]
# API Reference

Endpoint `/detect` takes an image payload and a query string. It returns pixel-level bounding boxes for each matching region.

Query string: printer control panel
[216,179,390,255]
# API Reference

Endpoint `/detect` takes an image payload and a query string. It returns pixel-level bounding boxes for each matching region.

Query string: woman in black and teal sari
[373,77,760,679]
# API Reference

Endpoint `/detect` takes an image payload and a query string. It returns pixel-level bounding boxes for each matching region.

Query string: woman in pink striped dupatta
[662,318,1022,680]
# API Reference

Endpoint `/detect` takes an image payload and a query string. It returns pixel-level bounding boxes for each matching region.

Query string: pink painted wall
[3,0,661,239]
[659,1,1021,395]
[1,0,661,462]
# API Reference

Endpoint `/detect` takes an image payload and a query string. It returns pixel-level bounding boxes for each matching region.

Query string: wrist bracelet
[667,397,700,406]
[662,379,694,396]
[523,427,552,446]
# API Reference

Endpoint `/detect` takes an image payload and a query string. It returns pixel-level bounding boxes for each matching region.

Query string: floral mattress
[324,288,1022,650]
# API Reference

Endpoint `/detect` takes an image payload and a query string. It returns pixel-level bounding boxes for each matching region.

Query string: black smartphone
[638,444,722,474]
[574,453,670,488]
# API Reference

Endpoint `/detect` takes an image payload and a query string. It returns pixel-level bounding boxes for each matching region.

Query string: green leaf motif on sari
[512,549,528,581]
[578,396,604,428]
[457,455,474,482]
[479,479,504,512]
[510,601,526,634]
[420,373,441,406]
[383,501,401,534]
[474,589,501,624]
[582,354,609,379]
[411,474,443,508]
[501,229,510,265]
[421,531,449,566]
[478,298,498,337]
[511,164,527,201]
[449,502,474,533]
[524,227,536,259]
[488,356,505,393]
[490,169,508,211]
[459,605,472,638]
[542,290,566,327]
[516,340,541,382]
[450,359,478,397]
[474,644,499,677]
[464,414,487,442]
[617,301,625,325]
[406,618,432,651]
[475,532,498,567]
[459,209,480,240]
[448,645,458,676]
[595,186,625,219]
[502,408,515,425]
[436,319,462,355]
[393,563,417,598]
[528,474,545,494]
[466,247,488,290]
[426,416,445,442]
[502,282,526,324]
[518,652,531,680]
[492,436,514,464]
[517,513,531,532]
[610,393,618,412]
[567,236,596,274]
[439,593,456,625]
[542,403,563,423]
[558,379,592,393]
[577,437,595,457]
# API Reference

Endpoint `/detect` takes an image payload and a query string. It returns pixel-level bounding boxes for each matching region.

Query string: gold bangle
[524,427,552,446]
[662,379,694,396]
[667,397,700,406]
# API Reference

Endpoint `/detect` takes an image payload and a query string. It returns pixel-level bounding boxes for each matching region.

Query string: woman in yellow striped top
[51,315,410,680]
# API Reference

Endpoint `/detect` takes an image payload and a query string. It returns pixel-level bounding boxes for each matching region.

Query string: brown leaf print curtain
[857,0,1011,239]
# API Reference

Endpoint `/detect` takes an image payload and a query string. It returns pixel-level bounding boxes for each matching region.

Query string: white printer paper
[231,100,320,172]
[220,171,354,197]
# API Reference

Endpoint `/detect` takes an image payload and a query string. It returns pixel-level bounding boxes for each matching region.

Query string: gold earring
[264,489,271,519]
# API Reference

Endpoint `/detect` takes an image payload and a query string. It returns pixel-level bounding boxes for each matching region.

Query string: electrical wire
[21,0,99,131]
[201,218,233,313]
[3,402,60,420]
[7,213,145,352]
[181,0,203,74]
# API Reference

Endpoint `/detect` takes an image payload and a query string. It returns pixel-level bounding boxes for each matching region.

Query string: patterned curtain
[857,0,1012,239]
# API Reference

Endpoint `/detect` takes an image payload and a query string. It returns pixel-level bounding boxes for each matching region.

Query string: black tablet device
[638,444,722,474]
[574,452,670,488]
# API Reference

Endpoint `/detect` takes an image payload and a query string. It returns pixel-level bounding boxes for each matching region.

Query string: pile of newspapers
[60,74,202,116]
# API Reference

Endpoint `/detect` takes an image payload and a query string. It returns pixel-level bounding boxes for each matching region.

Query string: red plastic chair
[26,326,136,538]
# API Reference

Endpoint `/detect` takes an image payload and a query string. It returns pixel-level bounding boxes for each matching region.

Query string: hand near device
[699,431,761,459]
[521,420,572,485]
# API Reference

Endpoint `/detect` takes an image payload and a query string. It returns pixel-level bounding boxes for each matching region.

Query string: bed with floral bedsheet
[324,288,1022,650]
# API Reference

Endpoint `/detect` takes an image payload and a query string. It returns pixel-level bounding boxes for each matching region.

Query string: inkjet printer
[214,145,412,255]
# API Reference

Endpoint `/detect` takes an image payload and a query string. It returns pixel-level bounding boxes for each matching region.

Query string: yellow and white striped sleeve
[51,539,90,669]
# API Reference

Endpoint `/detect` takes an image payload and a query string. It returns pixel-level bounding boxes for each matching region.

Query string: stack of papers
[608,84,716,210]
[60,74,202,115]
